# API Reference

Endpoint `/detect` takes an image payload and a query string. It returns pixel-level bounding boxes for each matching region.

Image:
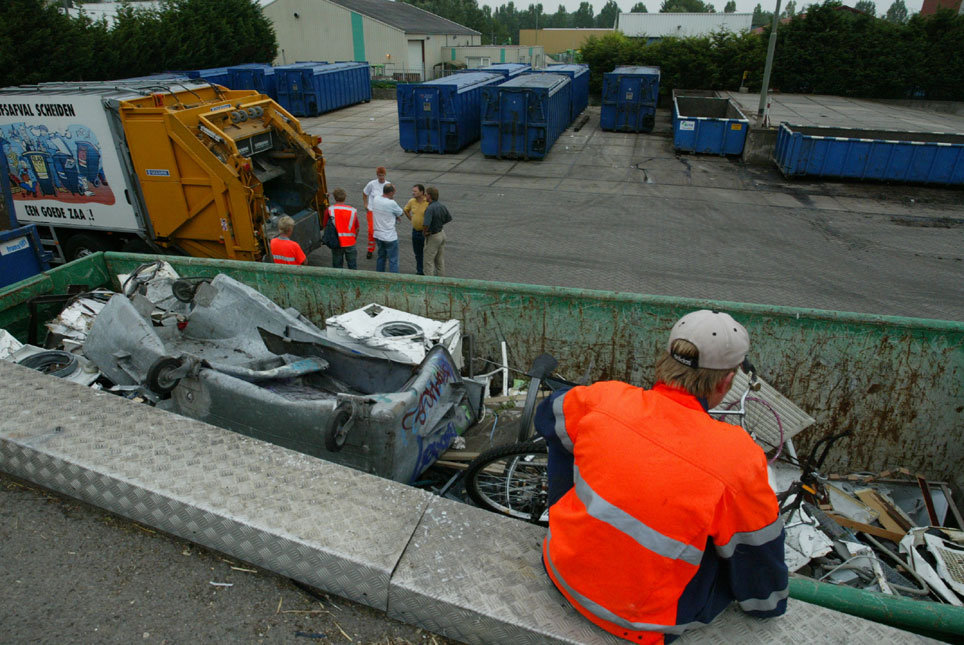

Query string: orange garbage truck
[0,79,327,262]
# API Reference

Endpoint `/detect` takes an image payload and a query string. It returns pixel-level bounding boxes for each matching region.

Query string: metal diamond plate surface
[390,497,938,644]
[0,360,431,611]
[0,360,940,644]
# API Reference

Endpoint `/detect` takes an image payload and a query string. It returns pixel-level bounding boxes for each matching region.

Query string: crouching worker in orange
[270,215,306,265]
[535,309,788,643]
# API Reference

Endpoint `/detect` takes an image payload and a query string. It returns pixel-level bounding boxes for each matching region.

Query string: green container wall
[3,253,962,497]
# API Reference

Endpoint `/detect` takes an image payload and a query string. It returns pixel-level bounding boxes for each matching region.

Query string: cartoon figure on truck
[0,80,328,262]
[1,124,113,203]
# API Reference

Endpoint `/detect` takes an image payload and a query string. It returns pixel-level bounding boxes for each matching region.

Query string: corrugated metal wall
[617,13,753,38]
[519,29,614,54]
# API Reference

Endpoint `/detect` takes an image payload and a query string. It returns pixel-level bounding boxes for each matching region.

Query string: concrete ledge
[372,87,397,100]
[743,125,779,166]
[0,360,430,612]
[0,360,939,644]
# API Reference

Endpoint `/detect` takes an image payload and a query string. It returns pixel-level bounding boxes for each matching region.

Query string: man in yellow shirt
[403,183,429,275]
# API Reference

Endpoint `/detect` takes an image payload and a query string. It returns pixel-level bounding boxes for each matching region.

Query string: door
[407,40,425,81]
[498,91,527,158]
[413,88,441,152]
[616,76,656,132]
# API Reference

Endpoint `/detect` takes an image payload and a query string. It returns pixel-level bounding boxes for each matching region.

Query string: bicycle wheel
[465,440,549,525]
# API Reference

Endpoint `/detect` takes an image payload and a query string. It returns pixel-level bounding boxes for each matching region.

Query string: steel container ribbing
[275,62,371,117]
[542,64,589,122]
[480,74,572,160]
[600,65,661,133]
[455,63,531,79]
[673,96,749,156]
[187,67,232,87]
[227,64,278,100]
[397,72,504,154]
[774,124,964,185]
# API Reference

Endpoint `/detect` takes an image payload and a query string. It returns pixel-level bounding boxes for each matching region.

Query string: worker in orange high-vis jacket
[535,310,788,644]
[269,215,306,265]
[324,188,359,269]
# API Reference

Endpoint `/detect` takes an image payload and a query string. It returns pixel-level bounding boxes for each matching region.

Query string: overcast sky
[475,0,914,16]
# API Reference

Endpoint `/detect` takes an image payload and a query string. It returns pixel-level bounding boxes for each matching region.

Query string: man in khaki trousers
[422,186,451,277]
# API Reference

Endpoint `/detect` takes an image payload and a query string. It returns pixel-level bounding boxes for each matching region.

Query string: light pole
[757,0,784,120]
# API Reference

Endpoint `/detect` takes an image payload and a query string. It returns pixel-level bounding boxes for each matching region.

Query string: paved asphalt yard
[3,96,964,644]
[305,99,964,321]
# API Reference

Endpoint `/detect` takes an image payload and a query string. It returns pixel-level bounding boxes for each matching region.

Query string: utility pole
[757,0,783,120]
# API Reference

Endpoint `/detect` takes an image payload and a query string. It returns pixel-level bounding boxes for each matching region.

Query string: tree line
[1,0,959,102]
[402,0,916,39]
[579,2,963,101]
[0,0,276,88]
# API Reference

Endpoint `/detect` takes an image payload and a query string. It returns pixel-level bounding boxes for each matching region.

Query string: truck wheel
[324,403,353,452]
[146,356,183,396]
[64,233,112,261]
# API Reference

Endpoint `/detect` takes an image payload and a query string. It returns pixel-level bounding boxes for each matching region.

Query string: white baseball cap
[668,310,749,370]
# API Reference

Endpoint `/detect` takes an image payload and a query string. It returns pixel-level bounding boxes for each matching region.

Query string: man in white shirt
[361,166,388,260]
[371,183,404,273]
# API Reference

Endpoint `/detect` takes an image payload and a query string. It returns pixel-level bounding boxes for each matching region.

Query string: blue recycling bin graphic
[1,123,115,205]
[22,151,56,196]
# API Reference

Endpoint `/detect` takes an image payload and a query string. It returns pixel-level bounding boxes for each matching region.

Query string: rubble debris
[324,303,462,370]
[77,271,481,483]
[0,329,23,359]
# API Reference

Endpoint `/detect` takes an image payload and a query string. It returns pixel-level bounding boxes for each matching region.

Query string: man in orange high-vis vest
[324,188,359,269]
[536,310,788,644]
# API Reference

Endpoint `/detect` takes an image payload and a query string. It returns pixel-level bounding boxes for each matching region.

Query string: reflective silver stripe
[273,255,296,262]
[714,517,784,558]
[332,207,357,237]
[574,467,703,566]
[551,392,574,452]
[545,530,711,635]
[738,586,789,612]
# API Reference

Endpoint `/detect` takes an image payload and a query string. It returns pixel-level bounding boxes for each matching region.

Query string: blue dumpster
[673,96,749,156]
[0,225,51,288]
[457,63,531,79]
[21,151,56,196]
[540,64,589,123]
[774,124,964,185]
[187,67,232,87]
[480,73,572,160]
[275,62,371,117]
[227,64,278,99]
[397,72,504,154]
[600,66,660,133]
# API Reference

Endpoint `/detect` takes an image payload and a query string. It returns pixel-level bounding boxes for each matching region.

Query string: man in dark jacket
[421,186,451,277]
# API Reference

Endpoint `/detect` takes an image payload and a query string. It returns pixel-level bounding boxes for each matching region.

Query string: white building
[617,13,753,40]
[261,0,481,80]
[65,1,163,26]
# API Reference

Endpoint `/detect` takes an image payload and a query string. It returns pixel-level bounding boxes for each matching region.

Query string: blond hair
[277,215,295,235]
[654,339,736,399]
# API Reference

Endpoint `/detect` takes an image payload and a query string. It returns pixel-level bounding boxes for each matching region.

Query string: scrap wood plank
[854,489,911,534]
[826,513,905,543]
[440,451,479,462]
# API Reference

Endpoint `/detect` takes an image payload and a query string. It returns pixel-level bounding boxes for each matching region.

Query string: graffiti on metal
[402,354,458,437]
